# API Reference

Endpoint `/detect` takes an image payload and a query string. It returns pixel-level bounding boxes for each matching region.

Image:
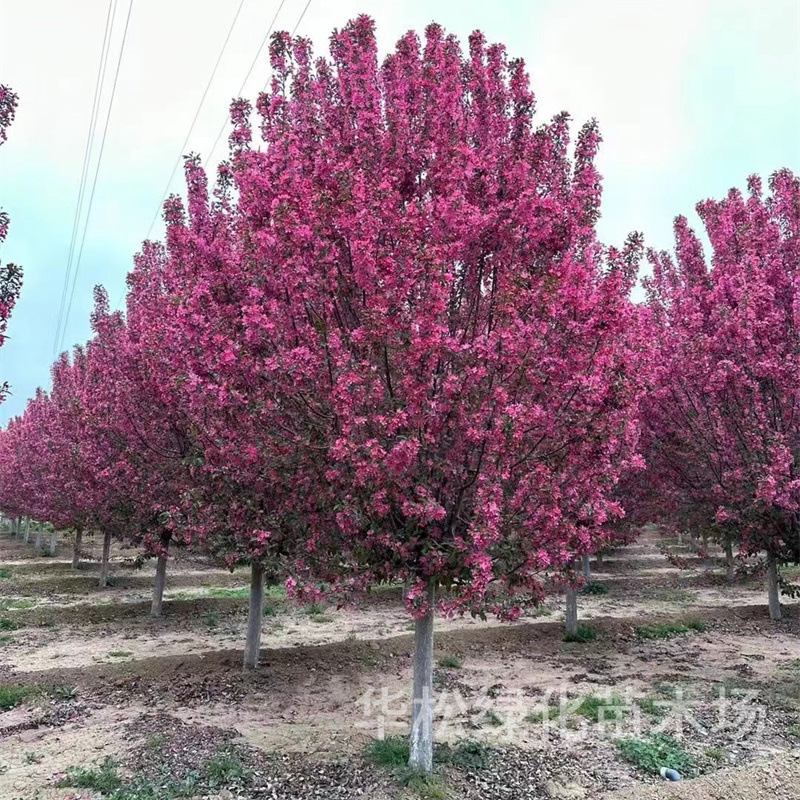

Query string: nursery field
[1,528,800,799]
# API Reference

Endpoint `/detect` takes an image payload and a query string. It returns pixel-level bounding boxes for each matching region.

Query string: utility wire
[143,0,248,242]
[59,0,134,353]
[267,0,313,95]
[53,0,117,355]
[117,0,314,313]
[204,0,288,166]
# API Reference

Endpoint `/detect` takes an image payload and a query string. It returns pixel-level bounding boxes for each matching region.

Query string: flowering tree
[139,155,331,666]
[78,287,198,603]
[644,170,800,619]
[0,414,30,525]
[0,85,22,404]
[170,17,649,771]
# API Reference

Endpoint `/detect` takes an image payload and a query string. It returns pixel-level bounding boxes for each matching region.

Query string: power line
[53,0,117,355]
[117,0,314,313]
[59,0,135,354]
[143,0,248,243]
[205,0,288,166]
[207,0,314,162]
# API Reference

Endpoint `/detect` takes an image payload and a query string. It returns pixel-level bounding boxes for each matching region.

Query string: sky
[0,0,798,424]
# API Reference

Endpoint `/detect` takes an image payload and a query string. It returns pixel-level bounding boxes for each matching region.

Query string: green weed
[204,749,252,788]
[638,697,669,718]
[0,684,32,710]
[525,706,561,724]
[209,587,249,599]
[582,582,608,596]
[437,739,490,771]
[616,733,694,775]
[364,736,409,769]
[564,625,597,643]
[705,747,727,762]
[54,757,123,793]
[575,695,628,722]
[635,620,706,639]
[437,654,463,670]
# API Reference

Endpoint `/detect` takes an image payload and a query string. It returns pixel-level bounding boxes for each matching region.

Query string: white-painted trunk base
[72,530,83,570]
[151,538,170,617]
[565,587,578,636]
[99,531,112,588]
[243,562,265,669]
[725,540,735,583]
[767,554,782,621]
[409,583,435,774]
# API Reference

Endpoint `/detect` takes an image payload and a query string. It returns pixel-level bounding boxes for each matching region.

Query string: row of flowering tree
[641,169,800,620]
[0,21,649,773]
[0,17,795,775]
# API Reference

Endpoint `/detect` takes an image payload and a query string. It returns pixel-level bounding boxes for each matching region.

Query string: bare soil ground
[1,526,799,799]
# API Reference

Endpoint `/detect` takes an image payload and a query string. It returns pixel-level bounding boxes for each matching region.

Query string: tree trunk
[23,517,30,543]
[582,554,591,581]
[565,587,579,636]
[72,528,83,570]
[677,531,682,544]
[766,553,782,621]
[725,540,735,583]
[34,526,43,552]
[49,530,58,556]
[150,533,171,617]
[99,530,112,588]
[409,583,435,774]
[243,561,265,669]
[596,550,604,568]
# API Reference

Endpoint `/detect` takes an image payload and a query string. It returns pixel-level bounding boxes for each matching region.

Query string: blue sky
[0,0,798,424]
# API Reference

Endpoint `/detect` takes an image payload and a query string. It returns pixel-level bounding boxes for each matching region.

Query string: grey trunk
[72,529,83,570]
[243,561,265,669]
[767,553,782,621]
[582,554,591,580]
[725,540,735,582]
[99,530,112,587]
[596,550,604,567]
[49,530,58,556]
[34,527,43,552]
[565,587,579,636]
[151,534,170,617]
[24,517,30,543]
[409,583,435,774]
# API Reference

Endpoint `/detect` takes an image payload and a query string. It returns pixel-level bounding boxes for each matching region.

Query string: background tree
[644,170,800,619]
